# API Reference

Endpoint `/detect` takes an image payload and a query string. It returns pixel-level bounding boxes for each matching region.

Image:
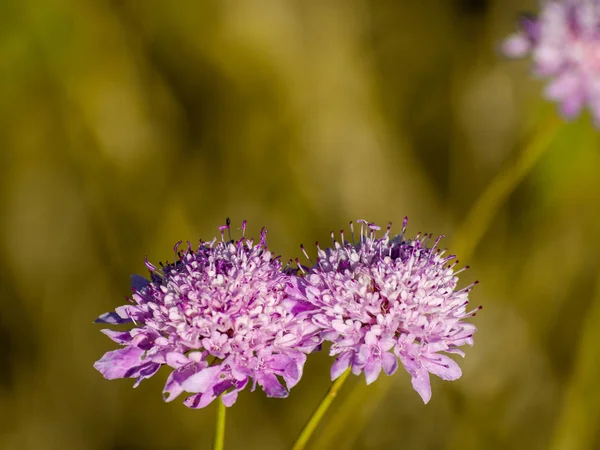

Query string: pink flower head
[94,220,320,408]
[291,219,480,404]
[502,0,600,124]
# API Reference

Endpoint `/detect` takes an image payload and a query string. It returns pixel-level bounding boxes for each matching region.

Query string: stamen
[357,219,368,243]
[173,241,183,260]
[401,216,408,240]
[218,222,229,242]
[384,222,392,239]
[457,280,479,293]
[144,258,158,272]
[300,244,313,264]
[368,222,381,242]
[226,217,232,241]
[259,227,268,247]
[421,233,433,246]
[466,305,483,317]
[430,235,444,253]
[295,258,307,274]
[453,265,470,275]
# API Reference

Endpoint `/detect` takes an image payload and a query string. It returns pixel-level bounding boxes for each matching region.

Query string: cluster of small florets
[289,219,479,403]
[95,218,479,407]
[94,221,320,408]
[503,0,600,124]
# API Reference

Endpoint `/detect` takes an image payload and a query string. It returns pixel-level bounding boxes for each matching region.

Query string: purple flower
[94,221,320,408]
[291,219,480,404]
[502,0,600,124]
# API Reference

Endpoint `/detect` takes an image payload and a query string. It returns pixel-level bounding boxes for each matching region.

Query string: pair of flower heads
[94,218,480,408]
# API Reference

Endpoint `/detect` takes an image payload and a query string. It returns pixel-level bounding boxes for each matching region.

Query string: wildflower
[290,219,479,404]
[94,220,320,408]
[502,0,600,124]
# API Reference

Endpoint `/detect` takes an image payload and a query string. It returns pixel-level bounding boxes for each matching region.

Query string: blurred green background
[2,0,600,449]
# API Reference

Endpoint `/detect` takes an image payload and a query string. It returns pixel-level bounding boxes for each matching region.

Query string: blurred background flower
[503,0,600,125]
[1,0,599,449]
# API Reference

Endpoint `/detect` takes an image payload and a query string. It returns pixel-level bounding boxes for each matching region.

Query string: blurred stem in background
[213,401,226,450]
[451,112,562,257]
[308,113,563,450]
[292,368,352,450]
[548,267,600,450]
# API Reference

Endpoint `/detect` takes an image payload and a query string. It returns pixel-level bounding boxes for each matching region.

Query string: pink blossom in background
[503,0,600,125]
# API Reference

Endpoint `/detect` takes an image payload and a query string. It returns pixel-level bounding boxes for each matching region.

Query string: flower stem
[292,368,352,450]
[549,268,600,450]
[213,400,226,450]
[451,113,561,259]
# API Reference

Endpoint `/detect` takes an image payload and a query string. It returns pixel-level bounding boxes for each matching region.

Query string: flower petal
[258,373,288,398]
[502,34,530,57]
[131,274,151,291]
[183,392,217,409]
[545,73,583,116]
[163,363,206,402]
[520,14,540,41]
[423,354,462,381]
[364,360,382,385]
[411,370,432,404]
[95,308,132,325]
[267,354,293,371]
[94,346,145,379]
[133,362,161,387]
[285,353,306,388]
[381,352,398,376]
[100,329,132,344]
[221,378,248,407]
[267,352,306,389]
[221,389,238,407]
[181,366,222,393]
[330,352,352,380]
[165,352,190,369]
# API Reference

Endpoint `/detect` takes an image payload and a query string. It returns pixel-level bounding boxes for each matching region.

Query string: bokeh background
[2,0,600,449]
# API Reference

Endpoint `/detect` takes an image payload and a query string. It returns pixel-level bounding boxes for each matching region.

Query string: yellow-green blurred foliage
[2,0,600,449]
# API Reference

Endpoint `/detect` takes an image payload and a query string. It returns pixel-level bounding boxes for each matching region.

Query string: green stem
[548,270,600,450]
[213,400,226,450]
[451,113,561,259]
[312,375,390,450]
[292,368,352,450]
